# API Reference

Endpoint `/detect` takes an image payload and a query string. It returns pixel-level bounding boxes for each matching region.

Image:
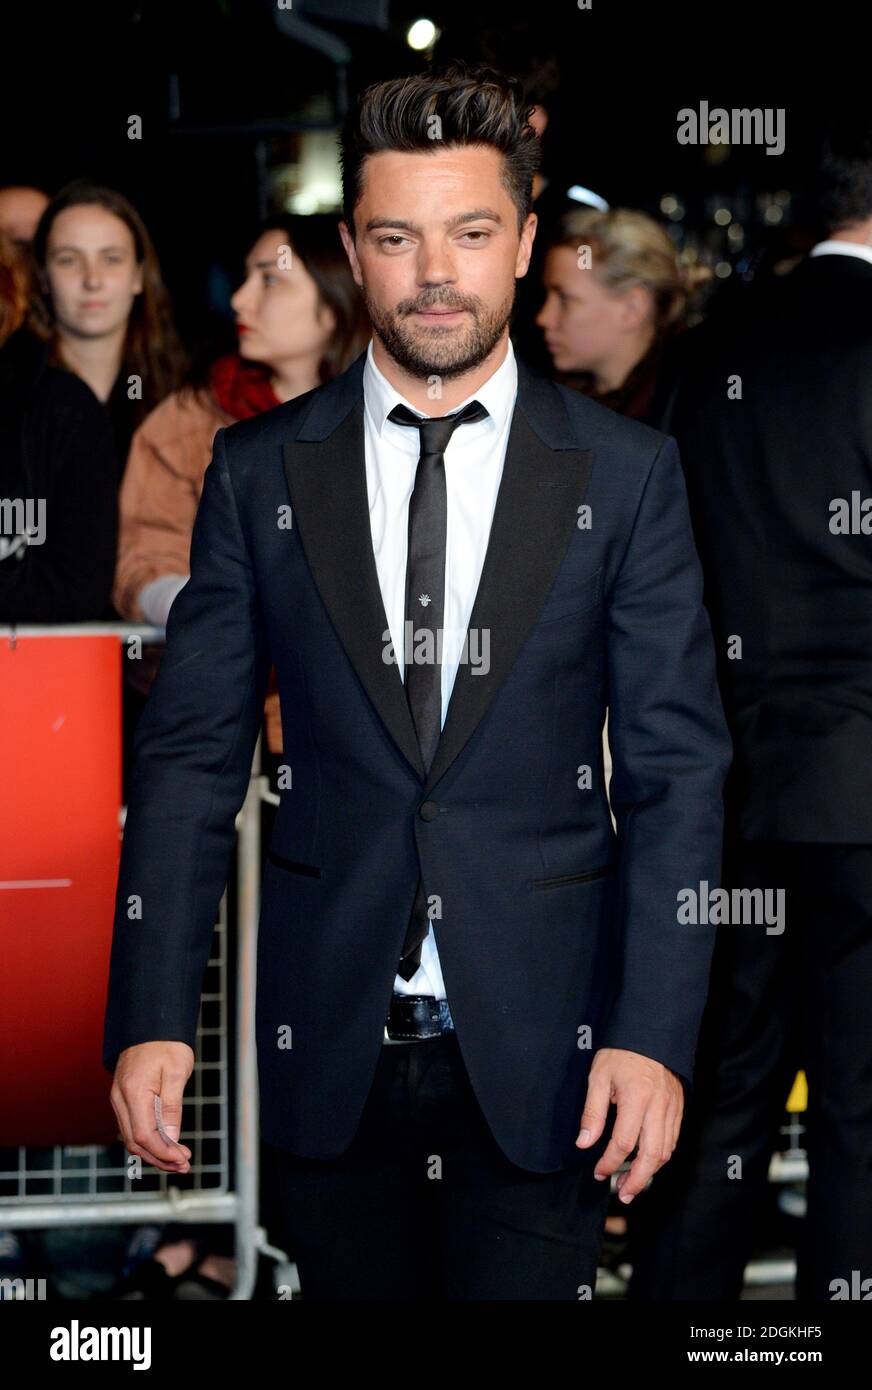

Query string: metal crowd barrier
[0,623,292,1300]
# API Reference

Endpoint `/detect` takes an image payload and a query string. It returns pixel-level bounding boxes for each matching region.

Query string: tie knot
[387,399,489,455]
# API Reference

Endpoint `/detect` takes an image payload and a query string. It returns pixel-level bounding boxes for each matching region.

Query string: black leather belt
[383,994,455,1044]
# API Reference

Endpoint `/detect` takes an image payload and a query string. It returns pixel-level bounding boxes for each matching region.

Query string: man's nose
[416,243,456,286]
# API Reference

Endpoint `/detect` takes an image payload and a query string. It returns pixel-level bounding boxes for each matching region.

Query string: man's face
[339,145,536,380]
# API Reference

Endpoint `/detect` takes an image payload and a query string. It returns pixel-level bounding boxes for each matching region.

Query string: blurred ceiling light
[407,18,438,50]
[566,185,609,211]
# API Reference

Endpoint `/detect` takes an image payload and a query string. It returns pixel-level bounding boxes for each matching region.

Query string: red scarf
[209,353,281,421]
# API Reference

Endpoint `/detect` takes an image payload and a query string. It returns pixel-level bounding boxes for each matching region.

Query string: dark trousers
[627,839,872,1302]
[267,1030,613,1300]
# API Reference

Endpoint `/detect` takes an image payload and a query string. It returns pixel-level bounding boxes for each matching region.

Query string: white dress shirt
[362,336,519,998]
[809,238,872,267]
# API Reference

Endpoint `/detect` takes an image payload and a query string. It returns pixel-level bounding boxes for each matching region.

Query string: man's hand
[110,1042,195,1174]
[576,1047,684,1203]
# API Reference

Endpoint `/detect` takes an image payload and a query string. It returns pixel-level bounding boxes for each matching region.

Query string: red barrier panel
[0,634,121,1145]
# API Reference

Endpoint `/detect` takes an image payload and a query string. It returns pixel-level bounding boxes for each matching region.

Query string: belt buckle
[383,995,453,1044]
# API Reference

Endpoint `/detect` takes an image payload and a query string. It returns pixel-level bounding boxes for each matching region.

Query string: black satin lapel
[282,400,426,782]
[424,409,593,795]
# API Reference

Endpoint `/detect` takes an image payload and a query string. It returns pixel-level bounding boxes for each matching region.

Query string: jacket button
[419,800,439,821]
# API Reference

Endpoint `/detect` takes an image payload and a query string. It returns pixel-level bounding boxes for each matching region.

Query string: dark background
[1,0,862,358]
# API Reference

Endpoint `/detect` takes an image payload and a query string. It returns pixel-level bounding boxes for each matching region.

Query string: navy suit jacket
[103,350,732,1172]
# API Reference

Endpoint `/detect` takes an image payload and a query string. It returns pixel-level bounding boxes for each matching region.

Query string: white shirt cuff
[137,575,189,627]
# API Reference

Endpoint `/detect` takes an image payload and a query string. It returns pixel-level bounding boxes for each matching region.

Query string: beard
[363,283,515,381]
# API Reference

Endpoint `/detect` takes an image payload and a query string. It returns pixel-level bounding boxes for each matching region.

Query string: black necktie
[387,398,489,980]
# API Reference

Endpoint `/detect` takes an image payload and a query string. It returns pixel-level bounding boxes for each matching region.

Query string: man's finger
[154,1093,190,1153]
[126,1083,191,1169]
[111,1087,188,1172]
[615,1097,670,1201]
[128,1139,190,1174]
[576,1069,612,1148]
[593,1088,648,1180]
[154,1070,192,1156]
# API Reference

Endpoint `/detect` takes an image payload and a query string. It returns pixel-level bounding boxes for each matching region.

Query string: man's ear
[338,219,363,288]
[515,211,538,279]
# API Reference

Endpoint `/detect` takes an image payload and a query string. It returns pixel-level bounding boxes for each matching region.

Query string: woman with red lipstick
[29,180,187,475]
[113,214,368,630]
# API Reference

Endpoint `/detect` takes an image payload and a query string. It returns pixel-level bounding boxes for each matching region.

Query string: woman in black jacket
[0,230,117,623]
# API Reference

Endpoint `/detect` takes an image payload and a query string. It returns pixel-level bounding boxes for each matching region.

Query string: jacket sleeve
[112,406,206,621]
[599,434,733,1091]
[102,426,272,1072]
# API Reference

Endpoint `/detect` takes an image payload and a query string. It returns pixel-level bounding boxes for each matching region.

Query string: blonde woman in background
[536,207,708,429]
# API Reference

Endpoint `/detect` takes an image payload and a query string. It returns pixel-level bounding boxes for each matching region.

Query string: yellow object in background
[786,1071,808,1113]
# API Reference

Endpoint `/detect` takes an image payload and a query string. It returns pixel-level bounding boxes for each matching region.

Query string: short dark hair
[339,62,541,237]
[817,118,872,231]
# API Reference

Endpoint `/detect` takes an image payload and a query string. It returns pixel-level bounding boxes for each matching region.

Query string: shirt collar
[363,336,518,441]
[809,239,872,267]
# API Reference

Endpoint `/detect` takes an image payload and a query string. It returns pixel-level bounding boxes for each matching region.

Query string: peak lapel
[282,362,426,782]
[423,368,594,795]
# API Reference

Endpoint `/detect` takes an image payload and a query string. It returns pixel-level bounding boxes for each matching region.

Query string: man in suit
[103,64,731,1300]
[628,125,872,1302]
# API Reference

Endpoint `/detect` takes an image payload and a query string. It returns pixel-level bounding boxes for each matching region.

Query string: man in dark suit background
[103,63,731,1300]
[629,125,872,1302]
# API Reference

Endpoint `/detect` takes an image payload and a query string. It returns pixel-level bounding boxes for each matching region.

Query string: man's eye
[459,230,489,243]
[379,235,408,248]
[262,272,279,286]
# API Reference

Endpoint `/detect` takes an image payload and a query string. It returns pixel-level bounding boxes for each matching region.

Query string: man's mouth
[411,307,467,321]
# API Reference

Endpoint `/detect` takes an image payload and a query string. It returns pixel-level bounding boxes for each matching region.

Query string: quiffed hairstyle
[339,63,541,237]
